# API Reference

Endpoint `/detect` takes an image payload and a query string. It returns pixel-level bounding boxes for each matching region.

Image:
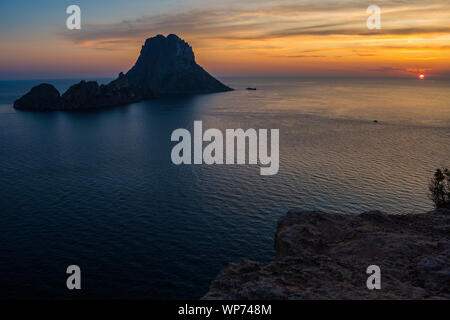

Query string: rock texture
[126,34,231,96]
[14,34,232,111]
[203,208,450,300]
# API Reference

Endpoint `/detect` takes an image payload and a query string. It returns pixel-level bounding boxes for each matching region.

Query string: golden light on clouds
[1,0,450,78]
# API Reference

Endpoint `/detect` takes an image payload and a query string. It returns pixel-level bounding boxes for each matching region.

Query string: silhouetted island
[14,34,233,111]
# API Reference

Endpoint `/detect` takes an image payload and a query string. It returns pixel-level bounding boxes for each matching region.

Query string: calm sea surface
[0,77,449,299]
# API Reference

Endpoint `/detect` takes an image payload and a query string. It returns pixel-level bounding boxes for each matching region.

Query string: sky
[0,0,449,80]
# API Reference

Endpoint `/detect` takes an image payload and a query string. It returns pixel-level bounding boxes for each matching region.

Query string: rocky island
[204,208,450,299]
[14,34,232,111]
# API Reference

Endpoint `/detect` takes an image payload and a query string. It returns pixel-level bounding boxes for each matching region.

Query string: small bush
[428,168,450,208]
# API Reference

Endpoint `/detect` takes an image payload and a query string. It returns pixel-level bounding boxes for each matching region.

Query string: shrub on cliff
[429,167,450,208]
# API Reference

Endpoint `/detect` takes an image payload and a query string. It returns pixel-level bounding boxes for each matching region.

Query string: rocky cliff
[14,34,232,111]
[203,208,450,299]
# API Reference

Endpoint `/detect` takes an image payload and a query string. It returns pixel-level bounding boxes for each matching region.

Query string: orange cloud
[2,0,450,78]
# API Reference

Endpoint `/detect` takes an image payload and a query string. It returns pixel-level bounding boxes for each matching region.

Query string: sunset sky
[1,0,449,79]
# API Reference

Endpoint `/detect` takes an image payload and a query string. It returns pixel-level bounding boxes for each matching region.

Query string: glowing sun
[419,74,425,80]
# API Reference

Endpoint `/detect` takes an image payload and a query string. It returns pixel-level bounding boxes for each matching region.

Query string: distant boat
[246,87,257,91]
[373,120,378,123]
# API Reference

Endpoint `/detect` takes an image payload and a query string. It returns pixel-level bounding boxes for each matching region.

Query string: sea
[0,77,449,299]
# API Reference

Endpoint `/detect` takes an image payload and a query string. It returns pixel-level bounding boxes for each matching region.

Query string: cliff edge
[203,208,450,299]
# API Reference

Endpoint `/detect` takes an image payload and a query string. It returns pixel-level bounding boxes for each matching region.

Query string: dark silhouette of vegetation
[429,168,450,208]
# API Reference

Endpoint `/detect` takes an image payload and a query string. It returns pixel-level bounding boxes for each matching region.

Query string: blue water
[0,77,449,299]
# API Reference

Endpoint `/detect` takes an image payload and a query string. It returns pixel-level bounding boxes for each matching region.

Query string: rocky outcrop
[14,34,232,111]
[59,74,147,110]
[203,208,450,300]
[13,83,61,111]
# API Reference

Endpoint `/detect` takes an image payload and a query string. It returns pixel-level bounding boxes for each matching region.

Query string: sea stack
[126,34,232,96]
[14,34,232,111]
